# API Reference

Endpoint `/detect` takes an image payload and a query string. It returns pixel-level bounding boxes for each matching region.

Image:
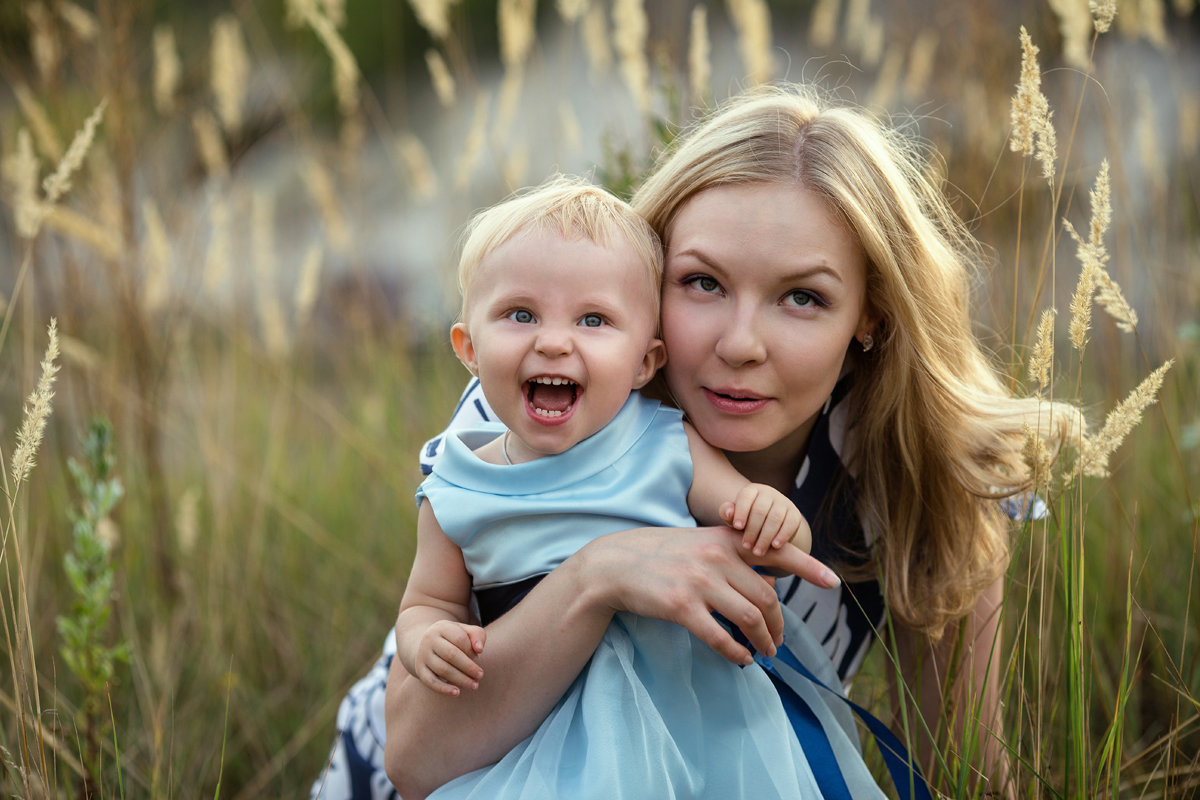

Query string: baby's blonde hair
[457,175,663,319]
[634,84,1077,637]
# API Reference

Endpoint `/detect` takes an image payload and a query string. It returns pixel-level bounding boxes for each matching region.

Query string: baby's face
[453,230,664,463]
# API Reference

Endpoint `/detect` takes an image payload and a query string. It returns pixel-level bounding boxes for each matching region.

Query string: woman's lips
[702,387,770,415]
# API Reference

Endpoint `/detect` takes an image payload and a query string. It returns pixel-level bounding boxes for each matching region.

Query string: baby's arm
[683,422,812,557]
[395,502,487,696]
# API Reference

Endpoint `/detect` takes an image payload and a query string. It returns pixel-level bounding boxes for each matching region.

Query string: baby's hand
[414,620,486,696]
[720,483,812,557]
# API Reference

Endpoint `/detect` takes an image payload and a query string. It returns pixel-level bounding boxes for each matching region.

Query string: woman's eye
[508,309,535,323]
[580,313,605,328]
[784,290,820,308]
[686,275,721,293]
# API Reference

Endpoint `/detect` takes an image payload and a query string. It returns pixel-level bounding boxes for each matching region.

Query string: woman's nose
[714,309,766,366]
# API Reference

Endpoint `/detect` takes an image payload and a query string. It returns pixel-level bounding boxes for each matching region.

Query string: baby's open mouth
[526,376,578,417]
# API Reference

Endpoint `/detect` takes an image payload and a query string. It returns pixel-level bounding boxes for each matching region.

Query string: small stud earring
[861,333,874,352]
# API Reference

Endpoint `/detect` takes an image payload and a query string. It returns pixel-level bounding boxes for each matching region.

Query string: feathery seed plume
[1064,221,1098,351]
[689,6,711,103]
[1091,0,1117,32]
[582,2,613,76]
[141,200,172,314]
[11,318,60,486]
[809,0,840,49]
[154,26,182,115]
[1010,27,1057,184]
[43,205,122,259]
[192,109,230,180]
[13,82,63,160]
[1076,360,1173,477]
[499,0,537,68]
[1021,422,1054,492]
[302,4,361,117]
[303,159,351,253]
[409,0,459,41]
[557,0,589,22]
[211,15,250,136]
[455,94,490,190]
[727,0,774,85]
[42,98,106,206]
[294,242,324,330]
[1094,269,1138,332]
[58,2,98,40]
[4,129,43,239]
[425,49,456,107]
[27,3,61,83]
[613,0,651,112]
[1049,0,1092,68]
[1029,308,1056,392]
[321,0,347,27]
[903,31,939,99]
[396,131,438,199]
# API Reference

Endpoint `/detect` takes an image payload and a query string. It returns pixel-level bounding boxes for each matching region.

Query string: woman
[313,83,1073,800]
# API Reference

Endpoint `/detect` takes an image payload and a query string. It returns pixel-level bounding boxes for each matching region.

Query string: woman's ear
[451,323,479,376]
[632,338,667,389]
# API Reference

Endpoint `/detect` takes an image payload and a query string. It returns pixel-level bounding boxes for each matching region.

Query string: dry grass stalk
[203,195,232,296]
[727,0,774,86]
[425,49,456,107]
[1064,160,1114,348]
[26,2,61,84]
[294,242,324,330]
[1010,27,1057,184]
[302,2,361,117]
[3,128,43,239]
[688,6,711,104]
[12,82,63,161]
[503,145,529,190]
[1179,92,1199,160]
[903,31,939,99]
[396,131,438,199]
[211,14,250,136]
[497,66,526,134]
[59,334,102,373]
[455,94,490,190]
[41,98,106,206]
[193,110,231,180]
[499,0,537,68]
[556,0,589,23]
[1029,308,1056,392]
[141,200,172,314]
[1049,0,1092,68]
[613,0,651,112]
[321,0,347,27]
[860,17,884,68]
[1094,269,1138,333]
[558,101,582,152]
[868,43,904,109]
[582,2,613,76]
[302,159,351,253]
[1076,360,1174,477]
[58,1,99,40]
[1120,0,1168,49]
[154,25,182,115]
[252,191,290,359]
[409,0,459,41]
[10,318,60,486]
[43,205,123,260]
[176,488,200,559]
[1091,0,1118,32]
[809,0,840,49]
[1065,227,1098,351]
[844,0,870,57]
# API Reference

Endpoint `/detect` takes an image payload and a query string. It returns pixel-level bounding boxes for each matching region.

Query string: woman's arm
[385,524,840,798]
[890,578,1013,798]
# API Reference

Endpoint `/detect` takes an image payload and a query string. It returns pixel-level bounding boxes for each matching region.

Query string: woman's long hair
[633,84,1077,637]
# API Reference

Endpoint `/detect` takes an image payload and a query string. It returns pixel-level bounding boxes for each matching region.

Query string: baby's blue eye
[509,309,534,323]
[580,314,604,328]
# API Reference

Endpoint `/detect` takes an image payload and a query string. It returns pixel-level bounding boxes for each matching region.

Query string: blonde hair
[457,175,663,318]
[633,85,1076,637]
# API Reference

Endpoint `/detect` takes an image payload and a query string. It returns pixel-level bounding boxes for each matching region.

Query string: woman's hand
[576,525,839,664]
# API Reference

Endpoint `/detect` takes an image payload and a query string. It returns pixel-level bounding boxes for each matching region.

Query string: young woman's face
[661,181,873,480]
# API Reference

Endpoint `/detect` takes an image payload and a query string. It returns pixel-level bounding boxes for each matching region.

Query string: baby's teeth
[534,408,563,417]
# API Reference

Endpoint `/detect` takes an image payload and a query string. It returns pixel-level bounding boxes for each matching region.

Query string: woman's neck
[725,443,807,495]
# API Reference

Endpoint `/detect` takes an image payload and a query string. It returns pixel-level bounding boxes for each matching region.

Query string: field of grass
[1,0,1197,797]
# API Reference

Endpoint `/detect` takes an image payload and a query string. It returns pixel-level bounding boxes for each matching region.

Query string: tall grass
[0,1,1197,797]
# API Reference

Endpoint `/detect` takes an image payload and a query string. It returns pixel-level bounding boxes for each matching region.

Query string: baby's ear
[632,338,667,389]
[451,323,479,376]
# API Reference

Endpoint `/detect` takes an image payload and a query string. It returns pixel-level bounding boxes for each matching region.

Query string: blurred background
[0,0,1197,796]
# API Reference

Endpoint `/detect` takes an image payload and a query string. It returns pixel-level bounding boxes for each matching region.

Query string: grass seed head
[11,318,60,486]
[1076,360,1173,477]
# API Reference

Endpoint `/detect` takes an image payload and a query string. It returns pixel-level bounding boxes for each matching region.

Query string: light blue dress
[416,393,825,799]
